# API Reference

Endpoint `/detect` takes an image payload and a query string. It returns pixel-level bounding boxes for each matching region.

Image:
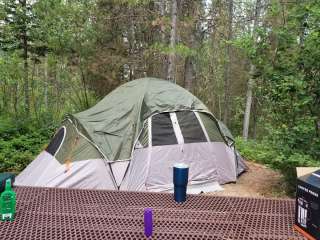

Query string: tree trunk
[167,0,177,83]
[21,0,29,116]
[184,56,195,91]
[218,95,222,120]
[313,117,320,138]
[252,96,258,139]
[44,56,49,109]
[1,81,7,113]
[243,65,255,140]
[79,58,89,109]
[13,83,18,117]
[223,0,233,126]
[183,1,198,91]
[159,0,167,79]
[308,105,320,138]
[159,0,166,43]
[242,0,262,140]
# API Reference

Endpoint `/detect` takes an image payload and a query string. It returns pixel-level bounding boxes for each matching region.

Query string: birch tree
[242,0,262,140]
[167,0,177,83]
[183,0,199,91]
[223,0,233,125]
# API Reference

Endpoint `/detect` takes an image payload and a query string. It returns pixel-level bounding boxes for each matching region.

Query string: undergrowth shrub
[0,117,56,173]
[236,137,319,195]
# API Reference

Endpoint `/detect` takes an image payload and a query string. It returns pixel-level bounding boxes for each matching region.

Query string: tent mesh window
[152,113,178,146]
[176,111,207,143]
[198,113,224,142]
[46,127,66,156]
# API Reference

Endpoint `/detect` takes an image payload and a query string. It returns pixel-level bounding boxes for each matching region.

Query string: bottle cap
[5,179,11,191]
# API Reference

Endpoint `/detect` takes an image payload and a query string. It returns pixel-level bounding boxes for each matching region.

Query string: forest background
[0,0,319,194]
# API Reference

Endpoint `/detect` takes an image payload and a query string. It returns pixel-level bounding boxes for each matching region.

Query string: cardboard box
[294,170,320,240]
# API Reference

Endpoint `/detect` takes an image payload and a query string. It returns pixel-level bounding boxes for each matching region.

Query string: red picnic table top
[0,186,303,239]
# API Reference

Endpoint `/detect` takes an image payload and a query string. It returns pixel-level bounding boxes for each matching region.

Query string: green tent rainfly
[71,78,210,161]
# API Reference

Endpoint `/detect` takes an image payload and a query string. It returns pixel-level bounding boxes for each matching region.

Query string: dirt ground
[207,161,290,199]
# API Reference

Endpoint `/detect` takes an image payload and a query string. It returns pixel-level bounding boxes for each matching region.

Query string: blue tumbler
[173,163,189,203]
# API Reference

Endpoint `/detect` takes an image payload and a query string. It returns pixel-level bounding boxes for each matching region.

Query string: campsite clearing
[209,161,289,198]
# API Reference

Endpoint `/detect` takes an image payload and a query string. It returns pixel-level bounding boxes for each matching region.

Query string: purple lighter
[144,208,153,238]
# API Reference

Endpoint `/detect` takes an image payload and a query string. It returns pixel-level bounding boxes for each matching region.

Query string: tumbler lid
[174,163,189,168]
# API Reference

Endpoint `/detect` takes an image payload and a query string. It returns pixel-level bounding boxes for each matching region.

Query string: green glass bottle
[0,179,16,222]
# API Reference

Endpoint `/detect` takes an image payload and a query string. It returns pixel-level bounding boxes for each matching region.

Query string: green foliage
[0,117,56,173]
[117,0,151,6]
[149,42,196,58]
[236,137,319,195]
[0,0,319,198]
[233,0,320,173]
[231,33,256,59]
[257,1,320,160]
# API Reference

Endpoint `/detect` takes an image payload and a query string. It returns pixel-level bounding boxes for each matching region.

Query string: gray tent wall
[16,110,243,192]
[120,111,240,192]
[16,118,118,189]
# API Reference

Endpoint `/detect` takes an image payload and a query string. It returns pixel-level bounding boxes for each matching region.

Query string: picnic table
[0,186,303,239]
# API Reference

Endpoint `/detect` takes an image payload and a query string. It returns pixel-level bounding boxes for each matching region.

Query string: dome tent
[16,78,246,192]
